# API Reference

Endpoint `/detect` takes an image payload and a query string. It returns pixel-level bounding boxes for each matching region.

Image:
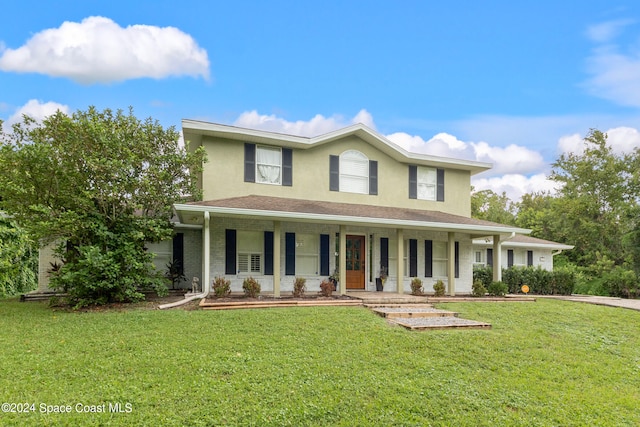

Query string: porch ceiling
[175,195,530,236]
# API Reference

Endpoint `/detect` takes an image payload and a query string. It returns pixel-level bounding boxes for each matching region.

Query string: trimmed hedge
[473,266,575,296]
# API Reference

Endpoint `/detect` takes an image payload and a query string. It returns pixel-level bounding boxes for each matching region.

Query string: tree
[471,188,516,225]
[549,129,638,269]
[0,107,206,307]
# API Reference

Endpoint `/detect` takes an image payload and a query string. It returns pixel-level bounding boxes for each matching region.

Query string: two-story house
[171,120,533,297]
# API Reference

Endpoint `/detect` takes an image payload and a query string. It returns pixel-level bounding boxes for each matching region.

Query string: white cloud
[386,131,545,176]
[585,19,634,43]
[557,126,640,155]
[233,109,374,137]
[471,173,559,202]
[0,16,209,84]
[583,19,640,107]
[2,99,70,131]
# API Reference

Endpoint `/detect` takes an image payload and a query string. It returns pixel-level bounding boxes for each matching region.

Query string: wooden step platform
[368,304,491,330]
[391,317,492,330]
[371,306,459,319]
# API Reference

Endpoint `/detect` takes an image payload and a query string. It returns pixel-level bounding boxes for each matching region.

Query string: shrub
[601,267,638,298]
[410,278,424,296]
[242,277,261,298]
[472,280,486,297]
[212,276,231,298]
[550,269,576,295]
[432,279,445,297]
[487,281,508,297]
[473,266,493,289]
[319,279,333,297]
[293,277,306,297]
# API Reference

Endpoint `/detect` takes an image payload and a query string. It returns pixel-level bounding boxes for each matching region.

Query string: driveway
[539,295,640,312]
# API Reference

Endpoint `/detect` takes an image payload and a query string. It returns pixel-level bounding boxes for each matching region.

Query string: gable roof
[175,195,530,236]
[182,120,492,175]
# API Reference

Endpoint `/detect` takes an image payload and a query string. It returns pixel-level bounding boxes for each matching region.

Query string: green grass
[0,298,639,426]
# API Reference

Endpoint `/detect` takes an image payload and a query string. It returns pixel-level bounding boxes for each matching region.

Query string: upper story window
[329,150,378,195]
[244,143,292,186]
[256,146,282,185]
[340,150,369,194]
[409,165,444,201]
[417,167,437,200]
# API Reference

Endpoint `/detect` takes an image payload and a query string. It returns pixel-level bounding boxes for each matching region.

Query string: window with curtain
[256,146,282,184]
[340,150,369,194]
[417,166,437,200]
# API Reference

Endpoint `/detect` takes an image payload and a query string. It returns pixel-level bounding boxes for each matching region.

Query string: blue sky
[3,0,640,200]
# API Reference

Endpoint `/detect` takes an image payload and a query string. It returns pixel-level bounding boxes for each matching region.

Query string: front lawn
[0,299,638,426]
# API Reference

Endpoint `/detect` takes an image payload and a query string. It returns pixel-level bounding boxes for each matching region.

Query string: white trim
[175,203,530,234]
[472,239,574,250]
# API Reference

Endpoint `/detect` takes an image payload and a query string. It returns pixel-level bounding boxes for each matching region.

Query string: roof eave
[175,203,529,235]
[181,120,492,174]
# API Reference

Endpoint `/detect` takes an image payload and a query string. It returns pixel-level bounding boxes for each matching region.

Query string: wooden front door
[346,235,365,289]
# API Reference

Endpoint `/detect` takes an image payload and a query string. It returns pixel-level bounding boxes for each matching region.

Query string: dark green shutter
[527,250,533,267]
[487,248,493,267]
[320,234,330,276]
[285,233,296,275]
[282,148,292,186]
[225,229,237,274]
[369,160,378,195]
[507,250,514,267]
[409,239,418,277]
[172,233,184,275]
[425,240,433,277]
[409,165,417,199]
[244,143,255,182]
[330,155,339,191]
[380,238,389,274]
[455,241,459,278]
[264,231,274,275]
[436,168,445,202]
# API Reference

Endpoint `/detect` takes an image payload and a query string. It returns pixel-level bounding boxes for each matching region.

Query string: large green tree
[549,129,638,269]
[0,107,206,307]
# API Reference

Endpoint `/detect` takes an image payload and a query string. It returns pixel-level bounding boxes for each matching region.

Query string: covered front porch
[174,195,529,297]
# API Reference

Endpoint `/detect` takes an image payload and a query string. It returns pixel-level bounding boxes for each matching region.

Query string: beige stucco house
[172,120,535,297]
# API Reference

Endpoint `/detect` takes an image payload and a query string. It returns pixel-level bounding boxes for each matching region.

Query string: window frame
[255,145,283,185]
[339,150,370,195]
[237,231,264,274]
[417,166,437,201]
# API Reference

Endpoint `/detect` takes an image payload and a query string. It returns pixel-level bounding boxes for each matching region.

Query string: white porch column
[493,234,502,282]
[447,231,456,296]
[339,225,346,295]
[273,221,281,297]
[396,228,404,294]
[202,211,210,295]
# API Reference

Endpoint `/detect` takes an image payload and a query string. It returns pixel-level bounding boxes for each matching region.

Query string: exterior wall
[37,231,202,292]
[199,135,472,217]
[182,229,202,289]
[195,217,475,294]
[37,243,58,293]
[472,245,557,271]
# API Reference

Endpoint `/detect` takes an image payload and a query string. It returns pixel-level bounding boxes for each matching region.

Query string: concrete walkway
[538,295,640,312]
